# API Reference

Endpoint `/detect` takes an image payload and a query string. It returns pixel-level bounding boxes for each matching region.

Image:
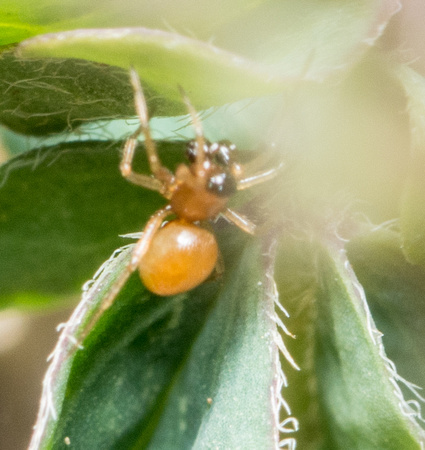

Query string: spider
[88,68,281,328]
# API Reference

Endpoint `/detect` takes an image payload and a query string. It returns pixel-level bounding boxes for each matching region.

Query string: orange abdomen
[139,220,218,296]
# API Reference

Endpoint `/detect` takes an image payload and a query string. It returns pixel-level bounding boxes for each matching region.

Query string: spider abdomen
[139,219,218,296]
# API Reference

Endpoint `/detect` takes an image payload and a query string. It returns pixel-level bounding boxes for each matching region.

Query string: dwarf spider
[86,69,281,329]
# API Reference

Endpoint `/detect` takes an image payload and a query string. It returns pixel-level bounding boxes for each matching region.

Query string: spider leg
[236,161,284,191]
[178,86,206,171]
[120,127,164,191]
[120,69,173,189]
[222,208,256,235]
[78,206,173,343]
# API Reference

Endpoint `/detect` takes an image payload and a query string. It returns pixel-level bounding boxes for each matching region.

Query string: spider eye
[210,140,237,166]
[207,171,237,197]
[185,140,197,163]
[185,140,210,163]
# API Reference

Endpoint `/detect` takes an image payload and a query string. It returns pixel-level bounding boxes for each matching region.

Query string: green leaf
[0,22,45,48]
[0,140,184,309]
[314,240,423,448]
[0,1,47,46]
[275,235,424,448]
[13,0,400,109]
[0,50,275,137]
[0,53,140,135]
[11,0,398,76]
[397,66,425,266]
[16,27,287,111]
[274,237,322,448]
[347,229,425,396]
[0,1,401,136]
[29,234,282,449]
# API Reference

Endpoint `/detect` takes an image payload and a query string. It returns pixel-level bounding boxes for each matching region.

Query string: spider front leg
[221,160,284,234]
[120,68,173,191]
[236,162,284,191]
[120,128,164,191]
[222,208,256,235]
[178,85,207,171]
[78,206,173,343]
